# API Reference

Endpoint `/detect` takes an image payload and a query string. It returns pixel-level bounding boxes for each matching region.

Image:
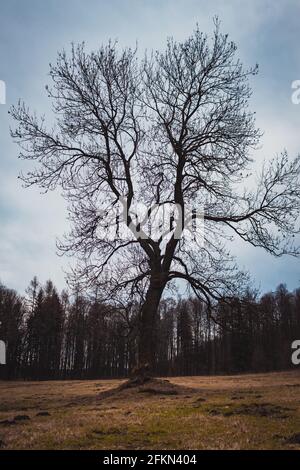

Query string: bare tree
[11,20,300,374]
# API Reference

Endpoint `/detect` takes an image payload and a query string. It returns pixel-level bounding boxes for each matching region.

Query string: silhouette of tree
[11,21,300,373]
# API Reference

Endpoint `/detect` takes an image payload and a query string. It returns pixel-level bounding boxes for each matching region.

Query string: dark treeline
[0,277,299,380]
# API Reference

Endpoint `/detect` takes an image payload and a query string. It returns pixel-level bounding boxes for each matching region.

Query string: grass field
[0,371,300,450]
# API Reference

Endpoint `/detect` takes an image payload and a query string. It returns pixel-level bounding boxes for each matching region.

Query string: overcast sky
[0,0,300,295]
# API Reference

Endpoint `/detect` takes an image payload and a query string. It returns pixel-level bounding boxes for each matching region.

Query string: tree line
[0,277,299,380]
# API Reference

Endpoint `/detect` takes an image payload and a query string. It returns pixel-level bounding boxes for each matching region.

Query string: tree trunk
[137,280,165,376]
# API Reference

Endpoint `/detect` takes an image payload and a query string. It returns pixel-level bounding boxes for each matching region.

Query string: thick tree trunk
[137,280,165,376]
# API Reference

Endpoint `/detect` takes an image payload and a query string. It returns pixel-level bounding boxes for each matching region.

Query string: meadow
[0,371,300,450]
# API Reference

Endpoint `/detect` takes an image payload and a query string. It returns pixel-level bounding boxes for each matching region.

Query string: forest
[0,277,299,380]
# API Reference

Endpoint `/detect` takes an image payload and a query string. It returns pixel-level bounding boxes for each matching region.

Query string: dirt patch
[207,402,292,418]
[0,419,17,426]
[0,415,30,426]
[138,387,178,396]
[14,415,30,421]
[284,433,300,444]
[238,403,291,418]
[97,377,195,401]
[195,397,206,403]
[91,428,125,436]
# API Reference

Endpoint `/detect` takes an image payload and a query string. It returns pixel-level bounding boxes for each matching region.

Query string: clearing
[0,370,300,450]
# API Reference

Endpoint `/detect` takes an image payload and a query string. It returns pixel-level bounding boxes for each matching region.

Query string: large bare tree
[11,22,300,373]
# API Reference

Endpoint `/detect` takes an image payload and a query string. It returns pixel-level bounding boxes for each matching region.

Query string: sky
[0,0,300,295]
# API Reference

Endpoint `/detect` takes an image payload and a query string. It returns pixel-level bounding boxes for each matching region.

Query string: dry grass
[0,371,300,450]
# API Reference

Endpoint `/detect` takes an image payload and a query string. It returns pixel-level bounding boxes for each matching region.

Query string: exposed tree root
[97,376,194,400]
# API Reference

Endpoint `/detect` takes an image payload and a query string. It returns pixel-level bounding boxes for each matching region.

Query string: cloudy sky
[0,0,300,294]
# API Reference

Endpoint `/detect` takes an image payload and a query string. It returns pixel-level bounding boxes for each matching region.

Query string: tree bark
[137,279,165,375]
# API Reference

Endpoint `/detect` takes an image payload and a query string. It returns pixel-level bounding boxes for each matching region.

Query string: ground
[0,371,300,450]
